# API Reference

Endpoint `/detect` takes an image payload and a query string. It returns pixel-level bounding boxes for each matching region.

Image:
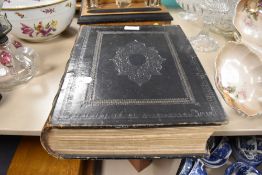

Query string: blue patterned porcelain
[202,158,228,169]
[225,162,262,175]
[189,159,207,175]
[177,159,207,175]
[201,137,232,168]
[177,158,195,175]
[232,136,262,167]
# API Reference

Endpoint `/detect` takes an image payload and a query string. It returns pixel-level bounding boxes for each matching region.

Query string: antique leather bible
[41,25,226,158]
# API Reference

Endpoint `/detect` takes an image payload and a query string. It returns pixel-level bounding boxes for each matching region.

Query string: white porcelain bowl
[233,0,262,57]
[1,0,76,41]
[215,42,262,117]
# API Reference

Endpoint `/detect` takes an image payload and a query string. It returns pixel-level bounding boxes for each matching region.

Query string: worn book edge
[41,126,217,159]
[41,26,86,159]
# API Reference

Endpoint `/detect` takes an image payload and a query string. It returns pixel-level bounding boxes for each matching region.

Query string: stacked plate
[201,137,232,168]
[225,136,262,175]
[177,137,232,175]
[177,136,262,175]
[176,158,207,175]
[215,0,262,117]
[225,162,261,175]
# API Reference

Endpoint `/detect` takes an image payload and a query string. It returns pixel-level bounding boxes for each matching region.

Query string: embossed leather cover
[50,25,226,128]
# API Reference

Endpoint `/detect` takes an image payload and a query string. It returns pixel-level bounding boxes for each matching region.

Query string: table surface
[0,9,261,136]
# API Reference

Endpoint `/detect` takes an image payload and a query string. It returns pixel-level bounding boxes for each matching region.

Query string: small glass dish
[0,15,39,91]
[0,40,39,91]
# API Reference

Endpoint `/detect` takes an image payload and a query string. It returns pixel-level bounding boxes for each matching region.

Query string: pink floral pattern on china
[21,20,58,38]
[215,41,262,117]
[12,40,23,49]
[224,86,247,101]
[0,51,12,66]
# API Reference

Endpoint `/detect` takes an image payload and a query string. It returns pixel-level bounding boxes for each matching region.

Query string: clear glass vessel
[0,15,38,91]
[89,0,99,8]
[211,0,239,38]
[145,0,160,7]
[116,0,132,8]
[190,0,230,52]
[176,0,198,21]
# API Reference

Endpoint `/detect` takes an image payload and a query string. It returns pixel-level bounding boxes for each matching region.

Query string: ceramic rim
[1,0,67,11]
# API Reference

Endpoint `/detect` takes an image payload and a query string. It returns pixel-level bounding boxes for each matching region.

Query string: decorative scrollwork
[111,40,166,86]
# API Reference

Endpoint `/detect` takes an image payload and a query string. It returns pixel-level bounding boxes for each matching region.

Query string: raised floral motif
[21,20,58,38]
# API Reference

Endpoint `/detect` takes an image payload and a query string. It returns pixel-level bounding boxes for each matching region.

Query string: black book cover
[50,25,226,128]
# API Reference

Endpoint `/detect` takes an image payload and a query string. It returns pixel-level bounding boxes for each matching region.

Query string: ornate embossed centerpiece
[112,40,165,86]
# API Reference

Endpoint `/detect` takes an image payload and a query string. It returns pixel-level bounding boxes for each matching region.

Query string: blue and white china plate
[177,158,195,175]
[225,162,262,175]
[189,159,207,175]
[177,158,207,175]
[232,136,262,167]
[202,137,232,168]
[202,158,228,169]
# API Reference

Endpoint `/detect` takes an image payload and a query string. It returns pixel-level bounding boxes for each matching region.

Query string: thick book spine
[41,26,89,159]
